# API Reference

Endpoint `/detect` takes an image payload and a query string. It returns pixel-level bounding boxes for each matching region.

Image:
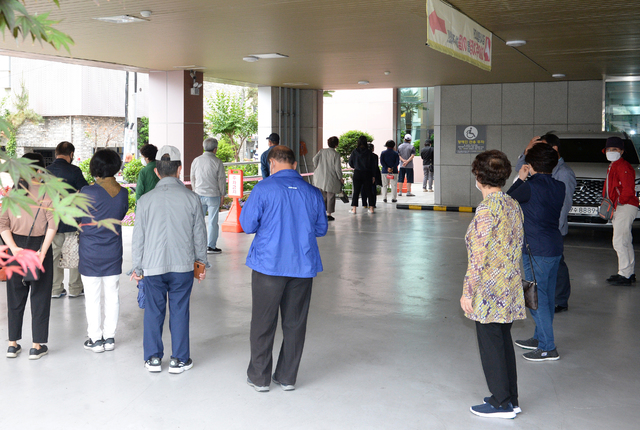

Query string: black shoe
[611,276,634,286]
[607,274,636,283]
[169,357,193,374]
[327,215,335,221]
[207,247,222,254]
[6,344,21,358]
[145,356,162,372]
[523,348,560,362]
[391,199,397,203]
[83,338,105,353]
[383,199,387,203]
[51,289,67,299]
[514,337,538,350]
[29,345,48,360]
[554,305,568,313]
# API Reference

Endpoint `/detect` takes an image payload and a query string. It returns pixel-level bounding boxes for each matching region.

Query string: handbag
[337,185,350,203]
[59,232,79,269]
[522,243,538,310]
[599,171,614,221]
[23,207,43,282]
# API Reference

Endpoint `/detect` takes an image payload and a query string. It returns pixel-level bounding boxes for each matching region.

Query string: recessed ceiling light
[505,40,526,47]
[243,56,259,63]
[282,82,309,86]
[552,73,566,78]
[384,71,391,76]
[249,53,288,59]
[358,80,370,85]
[94,15,148,24]
[140,10,152,18]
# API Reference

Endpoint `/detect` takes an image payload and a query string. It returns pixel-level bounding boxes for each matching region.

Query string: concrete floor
[1,202,639,429]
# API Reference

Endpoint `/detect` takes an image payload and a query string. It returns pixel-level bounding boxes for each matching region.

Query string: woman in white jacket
[313,136,343,221]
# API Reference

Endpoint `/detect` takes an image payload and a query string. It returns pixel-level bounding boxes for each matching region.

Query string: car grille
[572,179,603,206]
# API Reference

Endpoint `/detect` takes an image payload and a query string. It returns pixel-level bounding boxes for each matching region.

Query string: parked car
[557,132,640,224]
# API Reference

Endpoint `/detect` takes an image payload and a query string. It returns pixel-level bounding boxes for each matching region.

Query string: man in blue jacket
[260,133,280,178]
[240,145,328,392]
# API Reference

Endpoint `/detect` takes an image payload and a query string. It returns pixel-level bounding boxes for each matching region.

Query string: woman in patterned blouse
[461,150,526,420]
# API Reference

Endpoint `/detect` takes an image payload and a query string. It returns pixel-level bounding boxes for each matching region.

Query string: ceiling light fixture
[505,40,526,47]
[384,71,391,76]
[358,80,370,85]
[552,73,566,78]
[282,82,309,86]
[243,56,259,63]
[140,11,152,18]
[249,53,288,59]
[94,15,148,24]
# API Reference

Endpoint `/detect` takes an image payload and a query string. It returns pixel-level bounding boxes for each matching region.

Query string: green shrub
[337,130,374,163]
[123,158,143,183]
[137,117,149,149]
[216,137,235,163]
[79,159,94,184]
[127,187,136,211]
[413,140,420,155]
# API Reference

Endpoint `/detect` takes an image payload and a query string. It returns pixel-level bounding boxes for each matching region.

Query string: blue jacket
[260,146,274,178]
[507,174,564,257]
[240,169,328,278]
[47,158,89,233]
[380,149,400,174]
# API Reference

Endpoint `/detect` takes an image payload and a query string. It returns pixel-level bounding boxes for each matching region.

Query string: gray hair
[203,137,218,152]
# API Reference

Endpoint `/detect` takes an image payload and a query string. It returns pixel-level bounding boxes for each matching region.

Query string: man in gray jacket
[516,133,577,313]
[190,137,227,254]
[131,145,209,374]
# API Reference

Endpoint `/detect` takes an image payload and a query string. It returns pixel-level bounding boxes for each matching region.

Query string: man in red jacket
[604,137,639,286]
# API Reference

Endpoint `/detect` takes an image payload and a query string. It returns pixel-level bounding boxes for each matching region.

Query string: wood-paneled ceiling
[1,0,638,89]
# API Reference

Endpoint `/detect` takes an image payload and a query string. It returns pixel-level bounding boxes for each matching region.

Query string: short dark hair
[540,133,560,154]
[368,143,374,151]
[357,135,368,149]
[267,145,296,165]
[385,140,396,148]
[472,150,512,188]
[525,142,558,174]
[140,144,158,161]
[156,155,181,177]
[427,139,434,146]
[56,141,75,157]
[90,149,122,178]
[22,152,45,169]
[327,136,339,148]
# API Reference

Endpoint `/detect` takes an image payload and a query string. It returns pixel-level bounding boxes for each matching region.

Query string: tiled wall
[434,80,603,207]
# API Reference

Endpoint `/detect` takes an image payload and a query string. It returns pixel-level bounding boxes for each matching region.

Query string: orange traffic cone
[397,177,408,194]
[221,198,244,233]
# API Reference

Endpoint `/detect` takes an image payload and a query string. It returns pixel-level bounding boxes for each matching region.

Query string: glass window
[398,87,434,150]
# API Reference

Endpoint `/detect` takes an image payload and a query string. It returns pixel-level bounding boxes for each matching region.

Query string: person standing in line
[190,137,227,254]
[136,144,160,202]
[462,150,525,420]
[420,139,434,192]
[261,133,280,178]
[2,153,57,360]
[380,140,399,203]
[515,134,576,312]
[131,146,208,374]
[240,145,327,392]
[508,143,565,362]
[348,136,375,214]
[47,141,88,299]
[312,136,343,221]
[79,150,129,353]
[603,136,639,286]
[397,134,415,196]
[367,143,382,210]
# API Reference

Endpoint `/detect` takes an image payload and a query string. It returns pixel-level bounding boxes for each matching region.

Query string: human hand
[387,168,392,173]
[526,136,543,153]
[36,250,46,265]
[197,269,206,283]
[460,296,473,314]
[10,246,23,257]
[130,272,143,283]
[518,164,531,181]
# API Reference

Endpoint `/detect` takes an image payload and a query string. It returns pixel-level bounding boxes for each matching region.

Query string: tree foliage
[204,90,257,162]
[137,116,149,149]
[337,130,374,163]
[123,158,143,184]
[215,137,235,163]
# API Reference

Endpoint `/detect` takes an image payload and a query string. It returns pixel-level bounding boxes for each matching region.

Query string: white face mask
[475,180,482,192]
[606,151,621,162]
[141,158,148,166]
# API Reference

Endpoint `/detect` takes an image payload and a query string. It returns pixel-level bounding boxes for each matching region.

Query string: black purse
[522,243,538,310]
[23,207,43,282]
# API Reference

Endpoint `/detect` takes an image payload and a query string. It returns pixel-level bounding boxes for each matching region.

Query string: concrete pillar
[148,70,203,182]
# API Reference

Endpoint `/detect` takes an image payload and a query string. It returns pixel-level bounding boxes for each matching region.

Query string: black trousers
[475,321,518,408]
[351,170,373,208]
[6,234,54,343]
[248,270,313,387]
[555,254,571,307]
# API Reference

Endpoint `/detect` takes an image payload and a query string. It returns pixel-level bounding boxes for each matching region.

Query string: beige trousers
[612,204,638,278]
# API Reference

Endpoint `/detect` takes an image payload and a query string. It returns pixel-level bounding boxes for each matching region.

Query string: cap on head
[605,136,624,150]
[267,133,280,144]
[404,134,412,142]
[158,145,181,161]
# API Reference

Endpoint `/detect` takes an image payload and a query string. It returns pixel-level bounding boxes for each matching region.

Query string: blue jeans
[523,254,561,351]
[200,195,221,249]
[143,271,194,362]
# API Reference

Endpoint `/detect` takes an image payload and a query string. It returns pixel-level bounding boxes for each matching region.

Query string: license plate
[569,206,598,215]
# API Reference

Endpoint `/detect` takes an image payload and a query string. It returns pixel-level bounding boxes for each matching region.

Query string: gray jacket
[313,148,343,194]
[132,177,209,276]
[516,154,577,236]
[190,152,226,197]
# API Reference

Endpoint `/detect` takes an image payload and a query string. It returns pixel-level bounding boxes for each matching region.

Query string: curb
[396,204,475,213]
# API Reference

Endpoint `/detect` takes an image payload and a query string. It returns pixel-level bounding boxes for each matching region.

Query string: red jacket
[604,158,639,208]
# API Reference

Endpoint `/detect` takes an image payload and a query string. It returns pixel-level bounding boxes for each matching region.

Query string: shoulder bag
[59,231,80,269]
[599,170,614,221]
[522,243,538,310]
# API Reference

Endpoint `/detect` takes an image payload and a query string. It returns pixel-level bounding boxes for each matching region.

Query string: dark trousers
[475,321,519,408]
[555,254,571,307]
[248,270,313,387]
[143,271,193,362]
[6,234,54,343]
[351,170,372,208]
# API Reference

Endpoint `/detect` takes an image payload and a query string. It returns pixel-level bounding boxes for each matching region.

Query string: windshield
[560,138,639,164]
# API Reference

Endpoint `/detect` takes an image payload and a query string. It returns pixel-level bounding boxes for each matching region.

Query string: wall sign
[456,125,487,154]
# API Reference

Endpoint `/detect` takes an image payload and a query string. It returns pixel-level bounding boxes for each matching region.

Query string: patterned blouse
[463,191,526,324]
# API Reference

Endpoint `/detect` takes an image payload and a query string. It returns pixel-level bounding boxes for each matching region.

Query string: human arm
[239,190,261,234]
[616,164,638,206]
[37,228,56,264]
[506,177,531,204]
[314,189,329,237]
[192,196,210,278]
[312,151,321,169]
[136,168,147,201]
[461,206,492,305]
[261,151,270,178]
[131,202,146,278]
[218,164,227,199]
[190,160,197,192]
[0,230,22,256]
